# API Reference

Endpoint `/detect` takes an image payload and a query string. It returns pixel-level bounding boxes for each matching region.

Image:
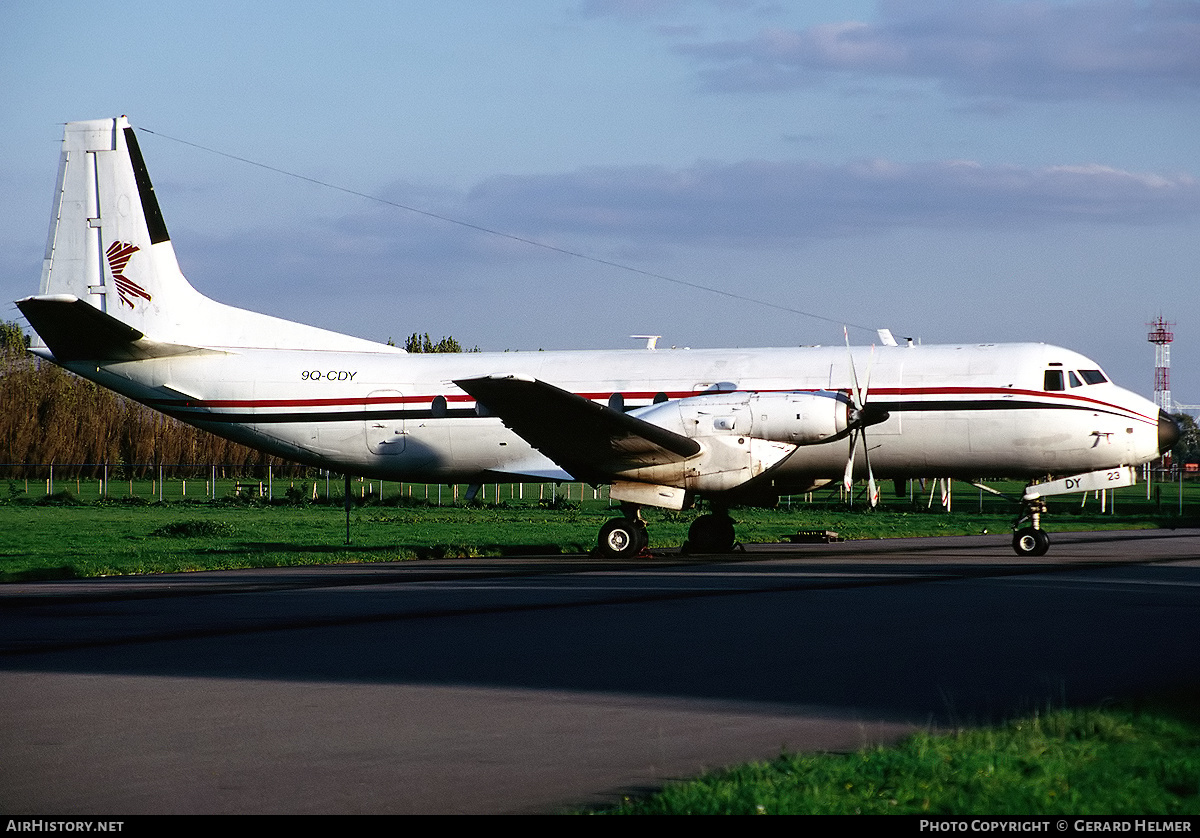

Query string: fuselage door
[365,389,406,454]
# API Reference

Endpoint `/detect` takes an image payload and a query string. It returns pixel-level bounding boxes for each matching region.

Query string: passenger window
[1068,371,1082,388]
[1044,370,1065,391]
[608,393,625,412]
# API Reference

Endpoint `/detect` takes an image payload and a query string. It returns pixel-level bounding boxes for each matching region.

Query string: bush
[151,519,235,538]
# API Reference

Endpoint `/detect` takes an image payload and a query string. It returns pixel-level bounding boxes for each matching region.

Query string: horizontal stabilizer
[16,295,209,362]
[454,375,701,482]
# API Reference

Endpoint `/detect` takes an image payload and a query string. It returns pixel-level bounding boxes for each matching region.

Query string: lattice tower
[1147,316,1174,412]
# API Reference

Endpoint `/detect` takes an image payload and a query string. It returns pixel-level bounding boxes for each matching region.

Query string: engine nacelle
[614,390,850,502]
[628,392,753,438]
[629,389,849,446]
[748,390,848,445]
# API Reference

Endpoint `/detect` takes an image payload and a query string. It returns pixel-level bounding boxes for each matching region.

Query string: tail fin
[20,116,395,357]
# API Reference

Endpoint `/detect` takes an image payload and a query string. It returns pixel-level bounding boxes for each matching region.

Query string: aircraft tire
[1012,527,1050,557]
[598,518,647,559]
[687,514,736,553]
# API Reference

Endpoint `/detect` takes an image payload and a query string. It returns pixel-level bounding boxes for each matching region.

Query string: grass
[589,692,1200,815]
[1,476,1197,581]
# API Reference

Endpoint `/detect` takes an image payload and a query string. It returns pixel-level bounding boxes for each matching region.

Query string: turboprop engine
[630,390,850,445]
[604,390,853,506]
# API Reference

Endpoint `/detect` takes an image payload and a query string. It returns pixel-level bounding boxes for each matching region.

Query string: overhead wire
[140,127,877,336]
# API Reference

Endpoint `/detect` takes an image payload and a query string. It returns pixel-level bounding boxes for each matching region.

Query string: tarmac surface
[2,529,1199,814]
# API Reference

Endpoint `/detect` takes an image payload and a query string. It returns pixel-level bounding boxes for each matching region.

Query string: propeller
[843,329,883,507]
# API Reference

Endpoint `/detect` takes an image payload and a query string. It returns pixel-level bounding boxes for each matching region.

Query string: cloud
[675,0,1200,101]
[458,157,1200,248]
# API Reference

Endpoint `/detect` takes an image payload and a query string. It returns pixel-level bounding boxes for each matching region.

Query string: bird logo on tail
[106,241,152,309]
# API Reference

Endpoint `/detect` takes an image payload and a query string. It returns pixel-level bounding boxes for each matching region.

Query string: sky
[2,0,1197,406]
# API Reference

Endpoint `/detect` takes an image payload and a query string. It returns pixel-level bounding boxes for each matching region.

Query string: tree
[0,319,307,479]
[1171,412,1200,465]
[0,320,29,354]
[403,333,474,353]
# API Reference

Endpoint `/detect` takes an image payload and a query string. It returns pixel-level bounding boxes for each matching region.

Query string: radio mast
[1147,316,1174,412]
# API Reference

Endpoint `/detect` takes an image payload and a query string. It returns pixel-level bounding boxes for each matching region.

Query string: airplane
[16,117,1181,559]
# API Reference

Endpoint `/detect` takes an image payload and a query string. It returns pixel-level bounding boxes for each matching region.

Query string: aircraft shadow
[4,558,1199,725]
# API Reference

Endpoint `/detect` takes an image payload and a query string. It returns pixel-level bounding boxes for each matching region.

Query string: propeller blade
[843,330,881,506]
[862,344,876,401]
[844,429,860,495]
[844,327,864,410]
[862,436,879,508]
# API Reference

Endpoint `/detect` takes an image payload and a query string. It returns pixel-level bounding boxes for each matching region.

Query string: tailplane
[19,117,395,357]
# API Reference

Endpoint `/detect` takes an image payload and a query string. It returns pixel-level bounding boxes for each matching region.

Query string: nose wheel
[1012,527,1050,557]
[1012,497,1050,557]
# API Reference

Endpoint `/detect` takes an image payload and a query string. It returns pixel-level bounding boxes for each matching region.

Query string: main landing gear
[597,510,649,560]
[685,511,737,554]
[595,505,737,559]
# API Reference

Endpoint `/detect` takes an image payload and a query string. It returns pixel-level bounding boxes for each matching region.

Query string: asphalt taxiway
[2,529,1199,814]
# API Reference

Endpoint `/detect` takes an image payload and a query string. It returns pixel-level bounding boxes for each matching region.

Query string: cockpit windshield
[1045,368,1108,391]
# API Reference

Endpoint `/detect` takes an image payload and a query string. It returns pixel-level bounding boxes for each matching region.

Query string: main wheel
[597,518,648,559]
[1012,527,1050,557]
[687,514,736,553]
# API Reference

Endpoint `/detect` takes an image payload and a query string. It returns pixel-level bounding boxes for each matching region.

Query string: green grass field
[589,695,1200,815]
[3,474,1198,581]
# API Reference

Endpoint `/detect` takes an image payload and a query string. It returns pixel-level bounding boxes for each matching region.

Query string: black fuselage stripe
[161,398,1145,426]
[162,408,477,424]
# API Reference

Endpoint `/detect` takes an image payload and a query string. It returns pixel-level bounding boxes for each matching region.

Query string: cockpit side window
[1079,370,1107,385]
[1044,370,1065,391]
[1068,371,1082,388]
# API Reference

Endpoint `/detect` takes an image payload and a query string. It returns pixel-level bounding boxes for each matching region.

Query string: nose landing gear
[1012,497,1049,557]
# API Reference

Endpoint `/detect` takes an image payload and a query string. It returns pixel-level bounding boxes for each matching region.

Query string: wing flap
[454,375,700,481]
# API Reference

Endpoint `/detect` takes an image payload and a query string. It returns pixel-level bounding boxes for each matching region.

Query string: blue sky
[2,0,1197,404]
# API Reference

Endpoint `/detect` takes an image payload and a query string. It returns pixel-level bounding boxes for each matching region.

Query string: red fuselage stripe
[145,385,1156,425]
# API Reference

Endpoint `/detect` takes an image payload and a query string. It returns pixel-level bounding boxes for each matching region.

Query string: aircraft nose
[1159,410,1181,455]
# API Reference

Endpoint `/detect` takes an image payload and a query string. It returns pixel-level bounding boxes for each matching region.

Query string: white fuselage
[63,340,1163,496]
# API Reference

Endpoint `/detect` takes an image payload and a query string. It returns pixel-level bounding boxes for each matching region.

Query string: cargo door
[365,389,406,454]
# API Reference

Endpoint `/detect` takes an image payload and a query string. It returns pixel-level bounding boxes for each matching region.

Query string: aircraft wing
[454,374,701,482]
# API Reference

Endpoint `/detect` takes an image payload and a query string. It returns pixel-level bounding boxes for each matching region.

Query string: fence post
[344,472,352,545]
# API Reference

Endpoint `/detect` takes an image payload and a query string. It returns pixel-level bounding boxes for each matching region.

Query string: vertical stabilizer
[40,117,191,333]
[29,117,396,354]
